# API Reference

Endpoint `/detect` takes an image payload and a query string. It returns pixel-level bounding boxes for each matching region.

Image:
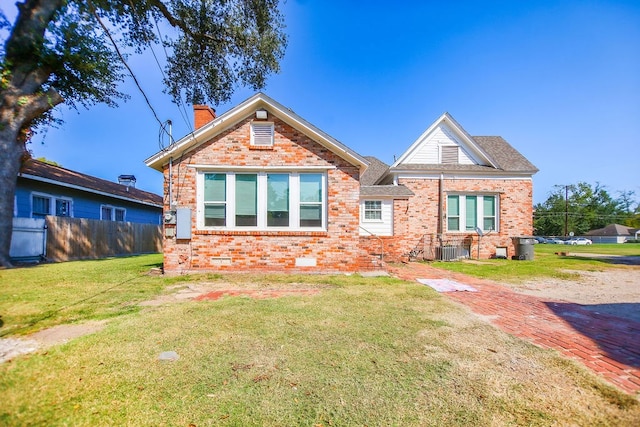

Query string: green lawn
[1,255,638,426]
[430,243,640,282]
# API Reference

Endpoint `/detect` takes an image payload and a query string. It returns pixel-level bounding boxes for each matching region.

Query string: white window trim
[31,192,73,218]
[250,122,274,147]
[101,204,126,221]
[446,194,499,233]
[197,171,327,231]
[362,200,383,223]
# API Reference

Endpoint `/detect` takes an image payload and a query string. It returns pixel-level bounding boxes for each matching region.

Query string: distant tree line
[533,182,640,236]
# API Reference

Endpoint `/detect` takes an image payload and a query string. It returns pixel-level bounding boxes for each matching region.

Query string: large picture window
[447,194,498,232]
[199,171,326,230]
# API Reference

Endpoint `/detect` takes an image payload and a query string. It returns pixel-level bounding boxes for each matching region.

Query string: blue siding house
[15,159,163,224]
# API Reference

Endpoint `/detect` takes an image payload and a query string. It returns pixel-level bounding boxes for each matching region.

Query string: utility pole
[564,185,569,237]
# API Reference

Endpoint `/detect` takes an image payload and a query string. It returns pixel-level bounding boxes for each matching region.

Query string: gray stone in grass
[158,351,179,361]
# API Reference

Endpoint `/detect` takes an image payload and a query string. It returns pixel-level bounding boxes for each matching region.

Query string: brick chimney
[193,105,216,129]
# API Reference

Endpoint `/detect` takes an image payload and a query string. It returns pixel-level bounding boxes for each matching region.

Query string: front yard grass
[0,255,639,425]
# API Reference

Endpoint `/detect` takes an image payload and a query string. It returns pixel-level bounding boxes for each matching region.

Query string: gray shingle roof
[20,159,163,207]
[471,136,538,173]
[390,135,538,174]
[585,224,638,237]
[360,156,390,185]
[360,185,414,197]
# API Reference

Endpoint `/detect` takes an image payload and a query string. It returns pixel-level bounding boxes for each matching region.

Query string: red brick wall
[162,114,363,273]
[362,177,534,261]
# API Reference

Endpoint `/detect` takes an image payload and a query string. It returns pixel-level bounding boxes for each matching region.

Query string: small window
[56,199,71,217]
[251,122,274,146]
[364,200,382,221]
[115,208,126,222]
[447,196,460,231]
[32,195,51,218]
[101,206,113,221]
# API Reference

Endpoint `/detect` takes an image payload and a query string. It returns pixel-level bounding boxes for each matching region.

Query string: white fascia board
[391,112,498,169]
[20,174,163,208]
[187,164,336,171]
[394,171,534,180]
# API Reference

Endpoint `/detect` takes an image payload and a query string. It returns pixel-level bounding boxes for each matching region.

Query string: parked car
[547,237,565,244]
[565,237,592,245]
[533,236,549,244]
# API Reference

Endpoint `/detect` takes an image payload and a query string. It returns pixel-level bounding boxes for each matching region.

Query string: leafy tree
[533,182,635,236]
[0,0,286,267]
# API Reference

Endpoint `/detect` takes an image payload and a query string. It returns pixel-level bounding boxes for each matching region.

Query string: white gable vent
[251,122,274,146]
[441,146,459,164]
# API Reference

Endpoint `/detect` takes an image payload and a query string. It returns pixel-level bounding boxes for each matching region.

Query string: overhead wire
[90,5,164,128]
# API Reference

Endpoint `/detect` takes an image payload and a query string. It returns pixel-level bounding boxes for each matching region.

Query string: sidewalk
[388,262,640,396]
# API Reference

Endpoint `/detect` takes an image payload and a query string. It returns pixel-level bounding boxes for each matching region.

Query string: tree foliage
[533,182,638,236]
[0,0,287,267]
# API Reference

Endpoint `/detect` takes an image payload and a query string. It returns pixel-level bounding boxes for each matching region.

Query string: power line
[90,5,164,128]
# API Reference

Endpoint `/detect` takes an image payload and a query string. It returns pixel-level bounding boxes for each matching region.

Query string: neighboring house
[15,159,163,224]
[585,224,639,243]
[145,93,537,273]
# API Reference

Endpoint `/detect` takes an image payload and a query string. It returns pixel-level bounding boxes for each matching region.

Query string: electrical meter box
[176,208,191,239]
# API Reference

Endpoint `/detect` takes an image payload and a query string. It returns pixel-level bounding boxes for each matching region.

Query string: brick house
[145,93,537,273]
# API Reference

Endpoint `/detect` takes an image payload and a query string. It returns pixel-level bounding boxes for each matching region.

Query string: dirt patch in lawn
[504,266,640,323]
[0,320,107,364]
[139,282,326,306]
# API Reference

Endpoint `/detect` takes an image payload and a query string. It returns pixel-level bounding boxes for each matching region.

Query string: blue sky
[9,0,640,204]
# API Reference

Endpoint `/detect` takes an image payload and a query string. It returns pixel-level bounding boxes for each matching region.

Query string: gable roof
[19,159,163,207]
[585,223,639,237]
[359,156,414,198]
[145,92,369,172]
[390,112,537,175]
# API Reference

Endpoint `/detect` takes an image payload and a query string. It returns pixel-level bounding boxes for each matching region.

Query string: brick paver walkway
[389,263,640,396]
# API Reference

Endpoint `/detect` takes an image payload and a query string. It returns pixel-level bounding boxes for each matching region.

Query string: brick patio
[389,262,640,396]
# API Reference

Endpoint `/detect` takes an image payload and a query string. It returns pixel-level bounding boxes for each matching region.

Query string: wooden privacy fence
[46,216,162,262]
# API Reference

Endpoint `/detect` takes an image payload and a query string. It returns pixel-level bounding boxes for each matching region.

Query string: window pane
[115,208,125,222]
[55,199,70,217]
[447,195,459,231]
[465,196,477,230]
[204,205,226,226]
[102,206,113,221]
[300,174,322,202]
[364,200,382,220]
[447,195,459,216]
[236,174,257,226]
[483,217,495,231]
[483,196,495,216]
[483,196,495,231]
[300,205,322,227]
[33,196,50,217]
[267,174,289,226]
[204,174,226,201]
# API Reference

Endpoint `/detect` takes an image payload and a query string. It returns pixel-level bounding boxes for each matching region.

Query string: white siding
[359,199,393,236]
[403,124,475,165]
